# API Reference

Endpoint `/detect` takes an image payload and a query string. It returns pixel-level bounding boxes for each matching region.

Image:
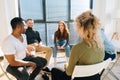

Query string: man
[1,17,47,80]
[25,18,52,65]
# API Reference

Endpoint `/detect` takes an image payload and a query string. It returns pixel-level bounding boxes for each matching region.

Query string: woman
[101,29,115,60]
[51,11,105,80]
[111,32,120,53]
[53,21,70,63]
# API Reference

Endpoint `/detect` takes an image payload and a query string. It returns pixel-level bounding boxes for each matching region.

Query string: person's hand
[57,46,61,49]
[38,44,42,48]
[60,46,64,49]
[34,43,39,47]
[27,45,35,51]
[30,51,36,56]
[27,45,36,56]
[28,61,36,69]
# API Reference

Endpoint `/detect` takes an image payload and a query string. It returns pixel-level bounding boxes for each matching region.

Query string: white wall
[93,0,106,27]
[0,0,19,46]
[93,0,120,39]
[114,0,120,34]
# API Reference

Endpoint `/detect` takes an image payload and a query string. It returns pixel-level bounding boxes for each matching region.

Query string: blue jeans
[53,40,70,57]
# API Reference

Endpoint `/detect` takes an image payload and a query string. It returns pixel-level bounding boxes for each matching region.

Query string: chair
[102,51,120,80]
[71,58,111,80]
[0,47,14,80]
[0,57,14,80]
[52,35,69,65]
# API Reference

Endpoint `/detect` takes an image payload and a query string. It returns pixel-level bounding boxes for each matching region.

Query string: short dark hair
[10,17,24,29]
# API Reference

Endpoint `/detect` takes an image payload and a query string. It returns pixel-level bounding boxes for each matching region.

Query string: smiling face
[59,22,64,32]
[26,19,34,28]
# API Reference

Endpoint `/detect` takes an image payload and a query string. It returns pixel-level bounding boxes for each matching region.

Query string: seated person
[51,11,105,80]
[111,32,120,53]
[101,29,116,60]
[53,21,70,63]
[25,18,52,65]
[1,17,47,80]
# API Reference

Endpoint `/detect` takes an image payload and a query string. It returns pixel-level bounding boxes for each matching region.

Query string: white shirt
[1,34,27,69]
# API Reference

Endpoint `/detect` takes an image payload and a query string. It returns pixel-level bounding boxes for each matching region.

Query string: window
[71,0,90,20]
[69,22,80,45]
[20,0,43,20]
[47,23,58,46]
[19,0,92,46]
[46,0,68,21]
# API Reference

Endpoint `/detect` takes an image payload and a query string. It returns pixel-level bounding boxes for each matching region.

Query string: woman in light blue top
[101,29,115,60]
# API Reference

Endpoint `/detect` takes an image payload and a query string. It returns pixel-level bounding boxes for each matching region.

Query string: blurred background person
[111,32,120,53]
[101,28,115,60]
[25,18,52,66]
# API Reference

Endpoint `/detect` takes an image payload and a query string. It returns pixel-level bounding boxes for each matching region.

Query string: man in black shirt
[25,18,52,65]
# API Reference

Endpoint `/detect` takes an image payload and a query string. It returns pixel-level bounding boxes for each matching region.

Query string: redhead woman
[53,21,70,63]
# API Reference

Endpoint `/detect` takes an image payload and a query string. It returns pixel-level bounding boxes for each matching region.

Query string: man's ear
[15,24,21,30]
